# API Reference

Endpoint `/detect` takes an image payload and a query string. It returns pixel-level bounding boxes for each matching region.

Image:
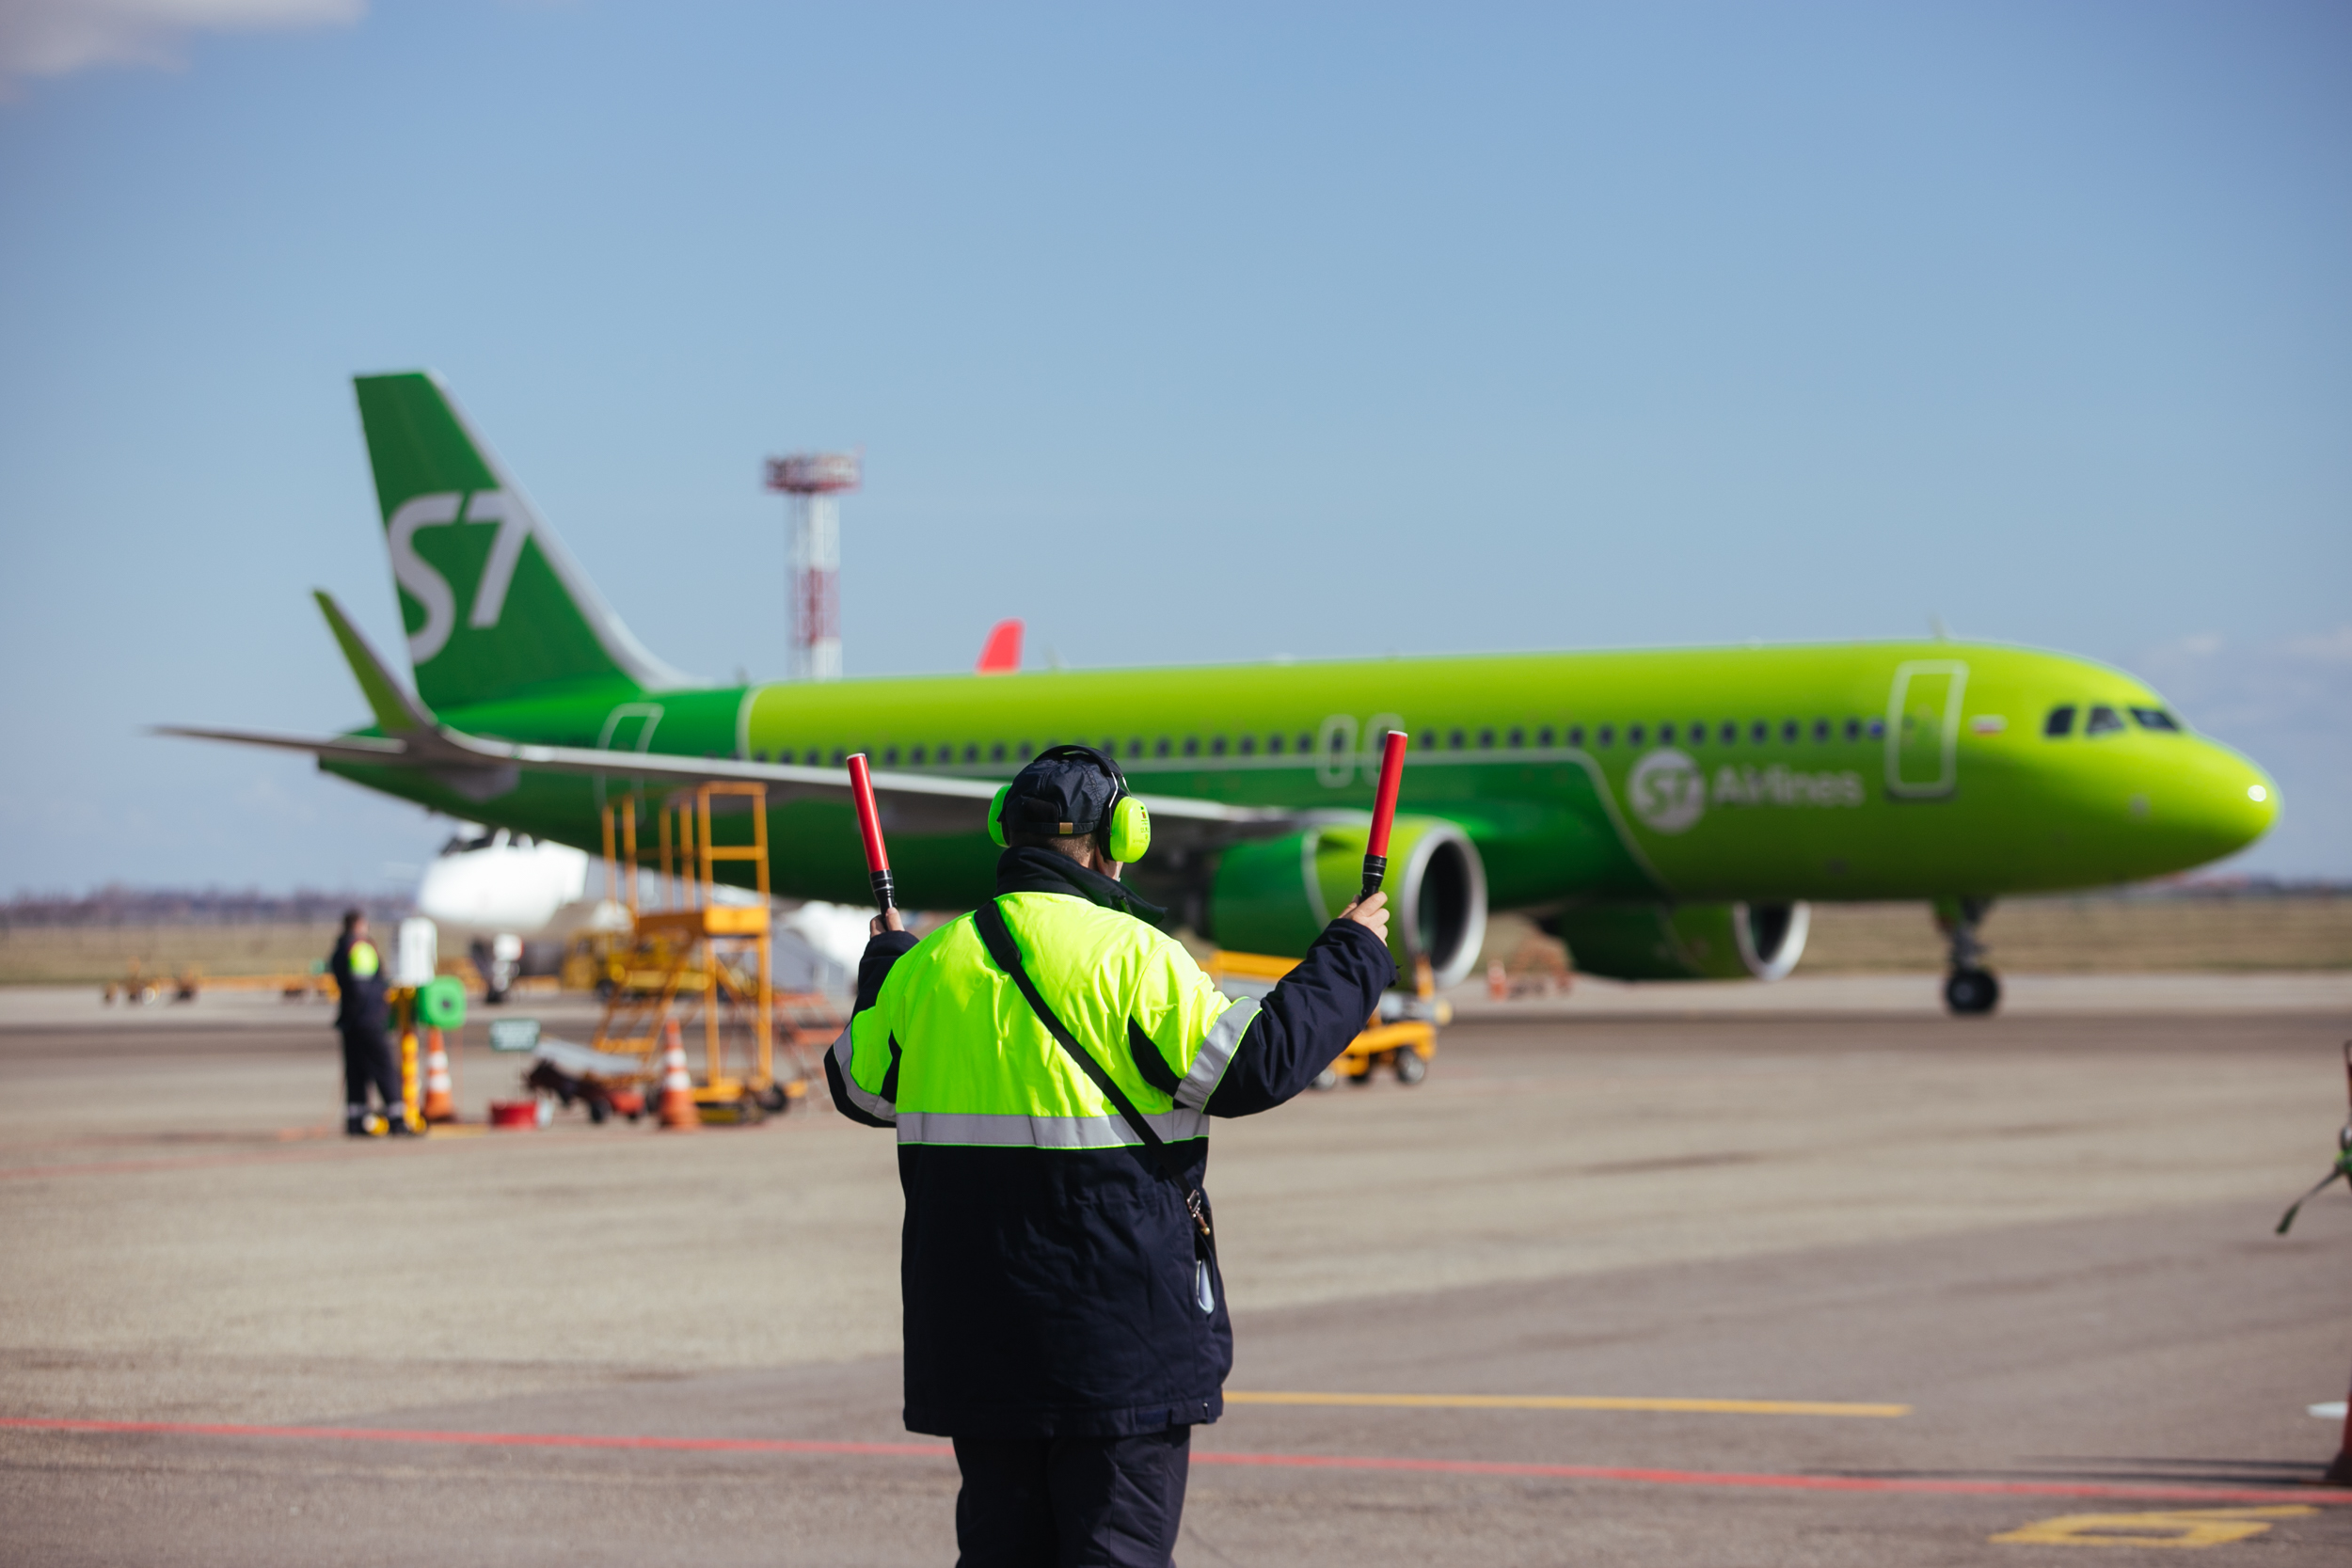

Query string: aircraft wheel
[1394,1049,1427,1085]
[1944,968,2000,1016]
[1310,1068,1340,1092]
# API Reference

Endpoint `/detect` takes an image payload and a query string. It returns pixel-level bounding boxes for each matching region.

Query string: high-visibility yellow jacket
[329,933,387,1030]
[827,846,1393,1439]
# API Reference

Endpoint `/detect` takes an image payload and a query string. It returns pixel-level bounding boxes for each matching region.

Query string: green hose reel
[418,974,468,1030]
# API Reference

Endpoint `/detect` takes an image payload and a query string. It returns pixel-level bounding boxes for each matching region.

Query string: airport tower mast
[763,451,861,681]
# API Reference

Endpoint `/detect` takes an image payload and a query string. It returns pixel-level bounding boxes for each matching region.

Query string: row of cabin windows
[755,741,1048,768]
[1418,717,1884,752]
[745,736,1323,768]
[746,716,1887,768]
[2043,705,2181,738]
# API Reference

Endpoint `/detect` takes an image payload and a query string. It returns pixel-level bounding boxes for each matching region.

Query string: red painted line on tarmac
[6,1417,2347,1504]
[0,1418,949,1459]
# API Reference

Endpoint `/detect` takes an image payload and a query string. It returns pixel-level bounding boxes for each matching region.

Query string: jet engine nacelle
[1208,816,1487,989]
[1549,901,1810,982]
[415,828,594,941]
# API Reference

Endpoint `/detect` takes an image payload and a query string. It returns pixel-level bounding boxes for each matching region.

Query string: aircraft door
[1316,714,1359,788]
[1885,661,1966,799]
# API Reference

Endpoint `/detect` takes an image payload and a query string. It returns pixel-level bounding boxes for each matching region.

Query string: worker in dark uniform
[329,910,408,1136]
[827,746,1394,1566]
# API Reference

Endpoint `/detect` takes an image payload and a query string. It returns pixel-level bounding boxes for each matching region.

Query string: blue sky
[2,1,2346,893]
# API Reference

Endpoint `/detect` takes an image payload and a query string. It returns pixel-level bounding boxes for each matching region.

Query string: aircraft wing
[153,721,1296,846]
[161,589,1298,846]
[159,727,413,766]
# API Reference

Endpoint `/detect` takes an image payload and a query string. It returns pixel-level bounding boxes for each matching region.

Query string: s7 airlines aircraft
[166,372,2280,1015]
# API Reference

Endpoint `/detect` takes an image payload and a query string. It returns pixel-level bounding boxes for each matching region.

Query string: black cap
[1000,746,1121,838]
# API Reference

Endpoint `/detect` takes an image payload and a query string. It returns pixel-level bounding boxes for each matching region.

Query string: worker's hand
[1338,890,1390,942]
[870,909,905,937]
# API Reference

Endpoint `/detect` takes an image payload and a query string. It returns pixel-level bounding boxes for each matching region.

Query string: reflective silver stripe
[897,1107,1207,1148]
[1174,996,1258,1111]
[831,1025,896,1123]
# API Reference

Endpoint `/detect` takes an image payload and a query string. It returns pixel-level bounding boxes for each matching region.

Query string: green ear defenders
[987,745,1152,863]
[1078,746,1151,863]
[988,784,1014,848]
[1104,784,1151,863]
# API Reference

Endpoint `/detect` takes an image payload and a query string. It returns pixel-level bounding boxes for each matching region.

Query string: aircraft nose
[2160,742,2279,865]
[2225,755,2280,849]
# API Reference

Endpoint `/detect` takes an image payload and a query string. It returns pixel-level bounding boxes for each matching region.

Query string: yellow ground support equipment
[384,976,467,1132]
[100,959,200,1005]
[1206,951,1449,1089]
[592,784,801,1123]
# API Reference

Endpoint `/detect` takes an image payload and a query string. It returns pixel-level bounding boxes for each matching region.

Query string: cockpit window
[2130,706,2182,733]
[2084,705,2125,736]
[2043,705,2076,737]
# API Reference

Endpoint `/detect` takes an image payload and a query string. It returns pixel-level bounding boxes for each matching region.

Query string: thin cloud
[2135,629,2341,730]
[0,0,362,93]
[2286,625,2352,663]
[2127,625,2352,875]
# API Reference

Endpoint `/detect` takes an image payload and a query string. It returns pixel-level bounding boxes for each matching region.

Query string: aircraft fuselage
[325,638,2276,915]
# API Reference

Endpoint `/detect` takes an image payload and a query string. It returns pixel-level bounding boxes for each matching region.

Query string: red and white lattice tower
[763,451,861,681]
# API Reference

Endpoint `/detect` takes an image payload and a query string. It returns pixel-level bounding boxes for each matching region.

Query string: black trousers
[951,1427,1190,1568]
[340,1022,400,1110]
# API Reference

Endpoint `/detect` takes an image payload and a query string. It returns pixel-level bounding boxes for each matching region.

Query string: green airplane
[165,372,2280,1015]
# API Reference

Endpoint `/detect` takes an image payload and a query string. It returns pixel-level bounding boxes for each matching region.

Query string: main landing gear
[1935,898,1999,1016]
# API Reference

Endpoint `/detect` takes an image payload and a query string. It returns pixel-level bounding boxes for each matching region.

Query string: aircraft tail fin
[351,372,692,712]
[975,618,1023,674]
[315,589,436,733]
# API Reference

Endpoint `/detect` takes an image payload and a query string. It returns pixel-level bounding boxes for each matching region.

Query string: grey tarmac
[2,977,2348,1564]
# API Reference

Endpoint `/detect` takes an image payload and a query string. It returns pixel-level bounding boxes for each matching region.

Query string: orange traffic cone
[657,1018,699,1131]
[421,1027,457,1123]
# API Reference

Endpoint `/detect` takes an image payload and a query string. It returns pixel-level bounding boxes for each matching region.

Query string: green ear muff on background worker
[830,744,1393,1568]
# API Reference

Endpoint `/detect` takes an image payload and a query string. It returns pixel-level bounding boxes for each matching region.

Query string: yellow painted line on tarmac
[1225,1391,1910,1418]
[1991,1504,2314,1547]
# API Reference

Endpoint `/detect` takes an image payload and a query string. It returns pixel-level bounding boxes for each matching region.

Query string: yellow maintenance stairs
[590,783,810,1123]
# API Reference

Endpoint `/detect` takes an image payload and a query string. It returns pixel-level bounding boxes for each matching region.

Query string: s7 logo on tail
[387,490,532,661]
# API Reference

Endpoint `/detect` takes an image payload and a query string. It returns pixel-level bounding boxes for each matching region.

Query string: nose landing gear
[1935,898,2000,1016]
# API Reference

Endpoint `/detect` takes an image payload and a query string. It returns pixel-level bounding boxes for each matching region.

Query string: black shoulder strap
[971,898,1213,1247]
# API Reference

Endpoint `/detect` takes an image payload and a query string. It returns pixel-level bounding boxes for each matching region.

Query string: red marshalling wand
[1360,730,1409,903]
[846,753,894,913]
